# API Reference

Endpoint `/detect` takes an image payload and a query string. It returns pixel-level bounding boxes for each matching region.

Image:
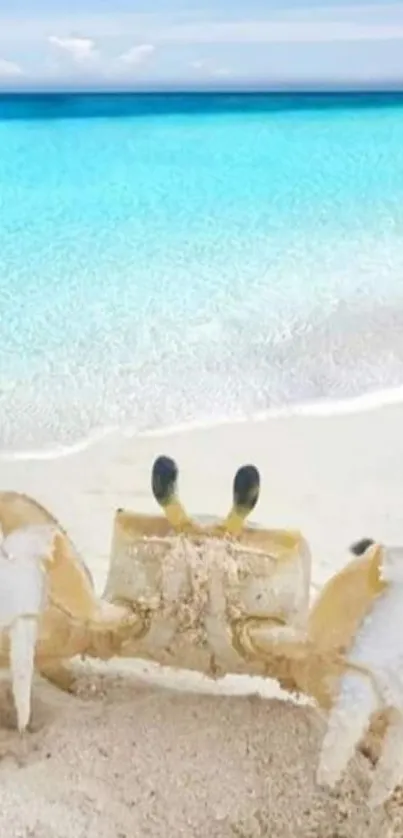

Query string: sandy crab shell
[103,508,311,677]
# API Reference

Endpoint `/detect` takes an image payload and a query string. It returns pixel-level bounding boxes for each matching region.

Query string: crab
[0,454,402,808]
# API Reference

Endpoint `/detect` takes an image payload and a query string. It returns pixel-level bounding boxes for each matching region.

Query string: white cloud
[0,57,23,77]
[190,59,231,78]
[118,44,155,66]
[48,35,99,64]
[1,4,403,84]
[47,36,155,78]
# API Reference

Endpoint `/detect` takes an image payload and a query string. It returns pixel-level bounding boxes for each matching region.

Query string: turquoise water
[1,92,403,453]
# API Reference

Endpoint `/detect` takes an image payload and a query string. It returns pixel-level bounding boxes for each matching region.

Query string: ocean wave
[2,383,403,463]
[3,292,403,460]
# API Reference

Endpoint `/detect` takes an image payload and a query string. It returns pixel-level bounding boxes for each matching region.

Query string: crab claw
[0,524,56,732]
[316,543,403,806]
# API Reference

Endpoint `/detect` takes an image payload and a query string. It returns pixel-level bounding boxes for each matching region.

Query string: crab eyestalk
[220,464,261,536]
[151,455,200,534]
[349,537,376,556]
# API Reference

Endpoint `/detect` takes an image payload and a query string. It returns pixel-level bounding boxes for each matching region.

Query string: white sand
[1,403,403,836]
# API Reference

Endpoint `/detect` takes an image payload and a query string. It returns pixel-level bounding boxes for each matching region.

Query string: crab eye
[233,464,260,512]
[151,456,178,504]
[349,537,375,556]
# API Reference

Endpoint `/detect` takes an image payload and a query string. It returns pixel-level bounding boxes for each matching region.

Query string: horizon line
[1,83,403,95]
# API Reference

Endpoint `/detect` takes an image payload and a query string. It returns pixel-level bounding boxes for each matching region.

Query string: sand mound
[0,671,401,838]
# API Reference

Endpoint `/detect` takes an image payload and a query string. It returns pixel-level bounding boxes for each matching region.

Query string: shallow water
[1,91,403,453]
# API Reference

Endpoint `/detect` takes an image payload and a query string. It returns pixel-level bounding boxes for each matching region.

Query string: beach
[1,402,403,835]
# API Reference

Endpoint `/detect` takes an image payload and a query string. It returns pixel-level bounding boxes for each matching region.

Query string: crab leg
[212,464,260,537]
[316,544,403,803]
[9,616,38,732]
[233,611,313,699]
[151,456,202,534]
[316,666,379,789]
[37,661,79,694]
[369,713,403,807]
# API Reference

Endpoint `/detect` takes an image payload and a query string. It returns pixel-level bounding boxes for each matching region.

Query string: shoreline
[3,380,403,462]
[4,288,403,456]
[2,401,403,834]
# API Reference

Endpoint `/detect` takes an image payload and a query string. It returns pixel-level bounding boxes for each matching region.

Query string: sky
[0,0,403,90]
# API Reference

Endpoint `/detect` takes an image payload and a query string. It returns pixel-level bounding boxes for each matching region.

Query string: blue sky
[1,1,403,89]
